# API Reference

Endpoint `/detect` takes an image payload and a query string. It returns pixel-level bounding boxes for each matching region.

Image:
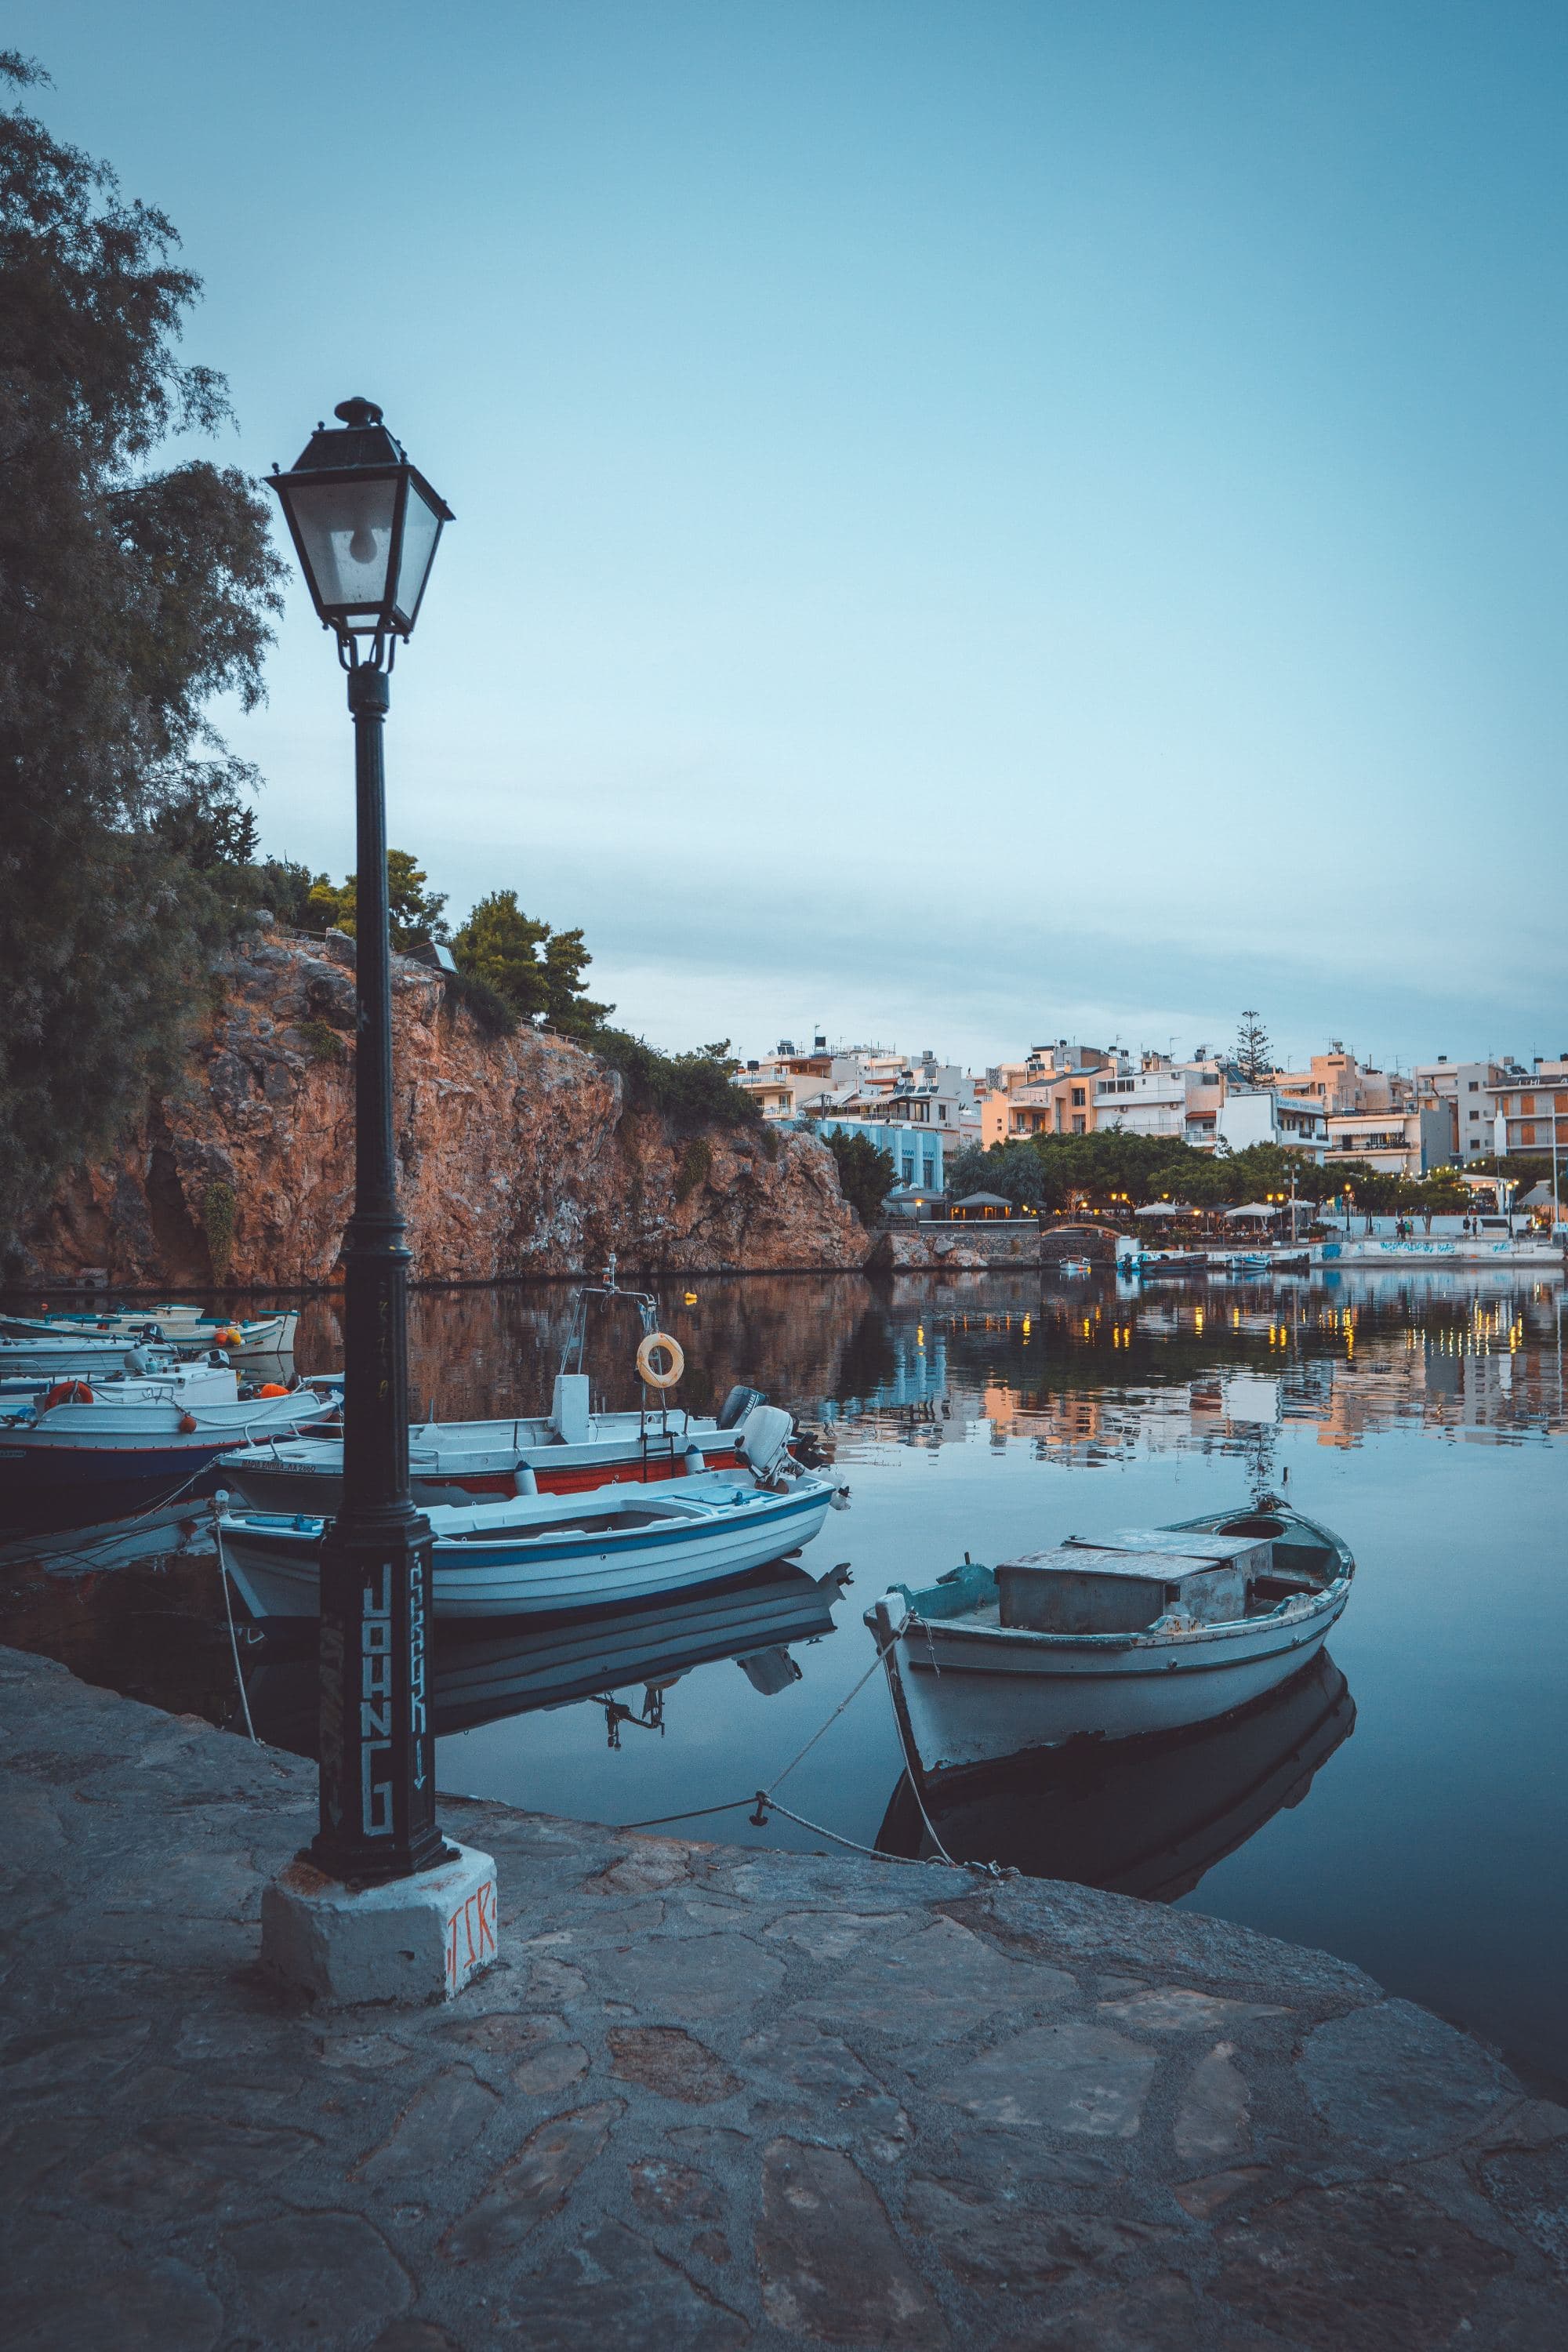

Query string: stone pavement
[2,1642,1564,2350]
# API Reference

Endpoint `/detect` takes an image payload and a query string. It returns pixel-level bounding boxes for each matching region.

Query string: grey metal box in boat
[1083,1529,1274,1581]
[996,1545,1255,1635]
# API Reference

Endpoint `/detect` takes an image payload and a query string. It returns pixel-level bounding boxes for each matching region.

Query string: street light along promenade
[268,400,456,1885]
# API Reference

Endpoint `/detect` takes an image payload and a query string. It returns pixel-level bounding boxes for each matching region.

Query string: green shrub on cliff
[591,1032,761,1136]
[202,1180,236,1282]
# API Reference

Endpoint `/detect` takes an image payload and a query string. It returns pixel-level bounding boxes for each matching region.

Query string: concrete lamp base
[260,1842,499,2007]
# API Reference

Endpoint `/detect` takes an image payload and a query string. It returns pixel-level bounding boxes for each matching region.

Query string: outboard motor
[717,1383,767,1431]
[735,1403,794,1481]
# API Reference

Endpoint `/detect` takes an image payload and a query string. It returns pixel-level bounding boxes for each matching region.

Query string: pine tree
[1236,1010,1273,1083]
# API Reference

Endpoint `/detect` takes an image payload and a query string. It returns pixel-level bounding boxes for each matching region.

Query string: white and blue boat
[219,1415,844,1624]
[0,1361,339,1494]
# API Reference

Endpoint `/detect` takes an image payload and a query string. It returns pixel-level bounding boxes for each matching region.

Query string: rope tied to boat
[620,1608,1018,1880]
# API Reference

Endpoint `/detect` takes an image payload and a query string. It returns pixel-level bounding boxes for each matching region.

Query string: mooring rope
[213,1523,259,1744]
[619,1610,1011,1878]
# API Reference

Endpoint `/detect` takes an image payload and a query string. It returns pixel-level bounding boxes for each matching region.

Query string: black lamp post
[269,399,455,1884]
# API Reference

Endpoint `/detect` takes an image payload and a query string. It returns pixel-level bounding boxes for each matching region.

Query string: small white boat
[0,1307,299,1364]
[869,1501,1353,1780]
[216,1374,769,1513]
[0,1327,172,1380]
[0,1363,339,1494]
[219,1441,843,1624]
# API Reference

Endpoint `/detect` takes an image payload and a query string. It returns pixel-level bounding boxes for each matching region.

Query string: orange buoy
[179,1411,198,1433]
[42,1380,95,1410]
[255,1381,288,1397]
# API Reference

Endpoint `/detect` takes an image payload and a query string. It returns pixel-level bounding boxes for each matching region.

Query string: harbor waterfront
[3,1264,1563,2097]
[9,1636,1568,2348]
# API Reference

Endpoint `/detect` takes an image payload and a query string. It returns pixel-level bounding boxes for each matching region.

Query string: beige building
[980,1044,1114,1144]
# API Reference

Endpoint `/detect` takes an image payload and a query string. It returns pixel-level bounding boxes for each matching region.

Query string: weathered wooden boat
[215,1374,771,1513]
[0,1363,339,1493]
[868,1501,1353,1777]
[219,1412,845,1622]
[875,1649,1354,1896]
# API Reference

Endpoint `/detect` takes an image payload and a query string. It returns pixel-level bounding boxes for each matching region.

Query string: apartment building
[1486,1058,1568,1159]
[1323,1102,1454,1178]
[1414,1059,1502,1164]
[981,1044,1115,1143]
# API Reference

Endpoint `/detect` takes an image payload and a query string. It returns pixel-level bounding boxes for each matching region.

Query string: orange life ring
[635,1332,685,1390]
[42,1380,95,1410]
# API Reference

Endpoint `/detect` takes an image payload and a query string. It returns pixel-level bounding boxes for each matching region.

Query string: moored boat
[868,1500,1353,1780]
[0,1362,339,1493]
[0,1307,299,1364]
[216,1374,770,1513]
[218,1444,844,1624]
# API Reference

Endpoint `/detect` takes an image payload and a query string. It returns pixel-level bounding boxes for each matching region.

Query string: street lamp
[269,400,455,1886]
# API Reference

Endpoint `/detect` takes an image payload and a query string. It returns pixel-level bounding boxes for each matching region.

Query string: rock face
[23,932,869,1287]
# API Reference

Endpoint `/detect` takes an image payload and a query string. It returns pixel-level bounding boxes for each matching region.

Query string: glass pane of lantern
[283,475,397,617]
[394,481,445,625]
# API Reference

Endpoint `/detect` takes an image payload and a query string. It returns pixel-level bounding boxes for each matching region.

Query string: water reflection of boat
[241,1559,848,1755]
[875,1650,1355,1900]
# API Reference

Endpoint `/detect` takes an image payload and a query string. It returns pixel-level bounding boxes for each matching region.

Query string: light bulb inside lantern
[348,524,377,565]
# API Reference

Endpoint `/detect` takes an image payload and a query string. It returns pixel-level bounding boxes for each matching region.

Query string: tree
[825,1130,897,1225]
[0,54,283,1253]
[307,849,448,952]
[1235,1010,1273,1083]
[450,890,612,1029]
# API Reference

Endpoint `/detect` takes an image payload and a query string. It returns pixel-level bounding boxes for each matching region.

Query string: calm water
[2,1266,1563,2088]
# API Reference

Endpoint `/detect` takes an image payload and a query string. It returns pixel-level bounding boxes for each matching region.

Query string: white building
[1414,1059,1500,1165]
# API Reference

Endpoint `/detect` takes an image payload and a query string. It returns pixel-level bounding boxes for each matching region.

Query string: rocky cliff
[24,931,869,1287]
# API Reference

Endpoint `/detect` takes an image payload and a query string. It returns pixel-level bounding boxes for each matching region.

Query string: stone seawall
[2,1641,1564,2349]
[21,932,870,1287]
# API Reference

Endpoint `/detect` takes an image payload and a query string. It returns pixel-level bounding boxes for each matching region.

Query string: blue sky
[19,2,1567,1072]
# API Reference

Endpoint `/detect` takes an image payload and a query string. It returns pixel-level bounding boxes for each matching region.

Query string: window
[1521,1123,1536,1146]
[938,1106,947,1121]
[1072,1114,1087,1134]
[1468,1109,1478,1120]
[1072,1087,1086,1107]
[1468,1080,1479,1091]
